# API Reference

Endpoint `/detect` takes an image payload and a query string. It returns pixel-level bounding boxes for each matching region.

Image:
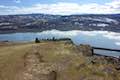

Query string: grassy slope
[0,41,120,80]
[0,42,35,80]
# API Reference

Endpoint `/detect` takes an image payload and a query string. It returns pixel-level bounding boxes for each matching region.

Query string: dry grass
[0,41,120,80]
[0,43,35,80]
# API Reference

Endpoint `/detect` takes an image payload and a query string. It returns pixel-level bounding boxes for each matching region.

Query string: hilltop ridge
[0,41,120,80]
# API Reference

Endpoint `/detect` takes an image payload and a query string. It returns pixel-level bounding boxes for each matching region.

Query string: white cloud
[13,0,21,3]
[106,0,120,9]
[0,5,6,8]
[115,42,120,46]
[0,0,120,15]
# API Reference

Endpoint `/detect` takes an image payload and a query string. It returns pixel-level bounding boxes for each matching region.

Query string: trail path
[20,46,57,80]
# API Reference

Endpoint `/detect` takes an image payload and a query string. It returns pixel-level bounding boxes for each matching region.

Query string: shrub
[35,38,40,43]
[52,37,55,41]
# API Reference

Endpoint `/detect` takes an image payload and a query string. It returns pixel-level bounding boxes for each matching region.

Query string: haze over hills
[0,14,120,33]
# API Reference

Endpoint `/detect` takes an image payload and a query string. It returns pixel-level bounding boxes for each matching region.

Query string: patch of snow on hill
[104,18,119,24]
[81,17,118,24]
[97,23,109,27]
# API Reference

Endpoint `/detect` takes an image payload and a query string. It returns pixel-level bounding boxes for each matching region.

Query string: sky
[0,0,120,15]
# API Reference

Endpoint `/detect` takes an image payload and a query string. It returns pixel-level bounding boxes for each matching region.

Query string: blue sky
[0,0,112,6]
[0,0,120,15]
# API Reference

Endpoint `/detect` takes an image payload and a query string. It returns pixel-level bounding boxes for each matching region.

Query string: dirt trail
[18,45,57,80]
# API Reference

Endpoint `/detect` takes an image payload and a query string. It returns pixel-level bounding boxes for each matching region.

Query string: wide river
[0,30,120,57]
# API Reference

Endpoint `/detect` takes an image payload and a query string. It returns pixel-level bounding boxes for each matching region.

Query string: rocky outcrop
[78,44,93,56]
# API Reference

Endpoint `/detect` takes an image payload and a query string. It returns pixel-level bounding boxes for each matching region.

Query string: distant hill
[0,14,120,33]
